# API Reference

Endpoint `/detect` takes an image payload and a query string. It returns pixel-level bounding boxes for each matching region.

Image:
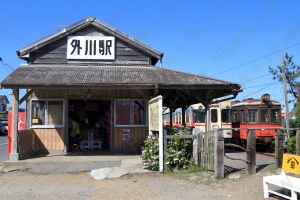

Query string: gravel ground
[0,168,290,200]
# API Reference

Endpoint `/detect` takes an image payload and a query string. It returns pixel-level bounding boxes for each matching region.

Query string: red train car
[231,94,281,146]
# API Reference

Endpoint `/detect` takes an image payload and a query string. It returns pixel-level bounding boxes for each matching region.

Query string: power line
[0,58,14,71]
[242,81,280,89]
[0,30,28,44]
[0,38,23,47]
[211,42,300,77]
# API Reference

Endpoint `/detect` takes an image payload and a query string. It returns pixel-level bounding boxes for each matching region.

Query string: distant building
[0,95,9,112]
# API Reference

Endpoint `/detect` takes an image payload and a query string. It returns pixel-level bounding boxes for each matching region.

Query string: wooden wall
[29,26,151,65]
[32,128,65,152]
[113,127,148,153]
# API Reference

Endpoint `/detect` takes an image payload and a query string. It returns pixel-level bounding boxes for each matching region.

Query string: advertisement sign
[8,111,26,158]
[122,129,130,141]
[67,36,115,60]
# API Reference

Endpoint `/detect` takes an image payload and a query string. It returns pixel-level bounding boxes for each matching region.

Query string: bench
[263,154,300,200]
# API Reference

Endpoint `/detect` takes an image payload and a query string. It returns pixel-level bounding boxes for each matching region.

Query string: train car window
[260,109,269,123]
[193,109,205,123]
[172,113,175,124]
[248,109,257,122]
[221,109,232,123]
[177,112,181,123]
[271,110,280,123]
[211,109,218,123]
[186,110,189,123]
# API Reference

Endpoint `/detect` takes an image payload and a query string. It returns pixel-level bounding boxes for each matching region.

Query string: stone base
[9,153,19,161]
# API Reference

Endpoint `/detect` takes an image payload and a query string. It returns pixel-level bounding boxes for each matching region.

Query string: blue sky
[0,0,300,109]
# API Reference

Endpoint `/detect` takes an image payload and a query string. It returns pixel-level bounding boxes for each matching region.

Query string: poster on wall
[122,129,130,140]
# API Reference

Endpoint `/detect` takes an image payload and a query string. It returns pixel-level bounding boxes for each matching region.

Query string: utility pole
[282,54,290,138]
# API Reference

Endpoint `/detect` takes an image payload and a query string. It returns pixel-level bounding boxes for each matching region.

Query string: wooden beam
[214,130,224,178]
[246,129,256,174]
[154,84,159,96]
[275,129,284,168]
[162,89,173,99]
[18,89,35,104]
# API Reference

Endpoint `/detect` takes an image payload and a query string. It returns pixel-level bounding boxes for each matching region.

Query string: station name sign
[67,36,115,60]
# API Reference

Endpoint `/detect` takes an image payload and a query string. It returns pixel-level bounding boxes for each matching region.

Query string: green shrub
[285,136,296,154]
[141,126,193,171]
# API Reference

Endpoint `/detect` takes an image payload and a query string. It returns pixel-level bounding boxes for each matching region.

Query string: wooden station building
[0,16,241,160]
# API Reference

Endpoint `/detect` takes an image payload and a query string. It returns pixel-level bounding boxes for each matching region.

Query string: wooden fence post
[275,129,284,168]
[214,130,224,178]
[246,129,256,174]
[163,129,167,170]
[297,130,300,156]
[193,128,200,165]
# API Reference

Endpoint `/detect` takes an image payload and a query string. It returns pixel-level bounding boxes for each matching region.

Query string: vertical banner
[148,95,163,172]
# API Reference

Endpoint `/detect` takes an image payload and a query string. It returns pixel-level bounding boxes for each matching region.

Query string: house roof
[0,64,241,90]
[17,16,163,64]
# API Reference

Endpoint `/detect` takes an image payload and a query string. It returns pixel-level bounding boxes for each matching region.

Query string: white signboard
[148,95,163,172]
[67,36,115,60]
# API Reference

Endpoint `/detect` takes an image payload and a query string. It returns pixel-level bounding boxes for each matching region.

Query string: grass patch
[163,165,220,185]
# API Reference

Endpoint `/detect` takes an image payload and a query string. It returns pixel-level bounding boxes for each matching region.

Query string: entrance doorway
[68,100,111,151]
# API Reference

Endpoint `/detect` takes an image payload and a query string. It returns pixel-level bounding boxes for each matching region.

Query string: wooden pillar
[10,89,19,160]
[275,129,284,168]
[181,102,186,127]
[169,108,173,128]
[64,90,68,153]
[246,129,256,174]
[204,102,210,148]
[193,128,200,165]
[163,129,167,169]
[214,129,224,178]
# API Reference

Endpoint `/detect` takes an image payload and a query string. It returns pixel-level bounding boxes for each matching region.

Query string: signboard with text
[67,36,115,60]
[148,95,163,172]
[149,99,160,131]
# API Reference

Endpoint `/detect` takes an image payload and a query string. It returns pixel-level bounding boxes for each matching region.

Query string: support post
[181,102,186,127]
[214,129,224,178]
[10,89,19,161]
[246,129,256,174]
[296,130,300,156]
[193,128,200,165]
[275,129,284,168]
[163,129,167,169]
[169,108,173,128]
[64,90,68,153]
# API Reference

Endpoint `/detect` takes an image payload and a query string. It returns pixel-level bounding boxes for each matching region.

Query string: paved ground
[224,148,275,174]
[0,135,8,165]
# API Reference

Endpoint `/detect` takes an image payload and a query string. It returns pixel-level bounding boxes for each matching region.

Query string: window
[193,109,206,123]
[31,100,64,127]
[115,100,146,126]
[248,109,257,122]
[221,109,232,123]
[211,109,218,123]
[260,109,269,123]
[185,110,189,123]
[271,110,280,123]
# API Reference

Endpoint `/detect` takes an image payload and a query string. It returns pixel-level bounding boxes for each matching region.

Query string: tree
[268,52,300,106]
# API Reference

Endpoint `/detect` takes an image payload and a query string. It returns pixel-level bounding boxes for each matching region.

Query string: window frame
[30,98,65,128]
[114,99,148,127]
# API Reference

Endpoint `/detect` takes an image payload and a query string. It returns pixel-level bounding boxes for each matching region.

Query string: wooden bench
[263,154,300,200]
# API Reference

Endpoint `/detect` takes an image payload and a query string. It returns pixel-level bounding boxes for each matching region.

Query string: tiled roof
[17,16,163,62]
[1,64,240,88]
